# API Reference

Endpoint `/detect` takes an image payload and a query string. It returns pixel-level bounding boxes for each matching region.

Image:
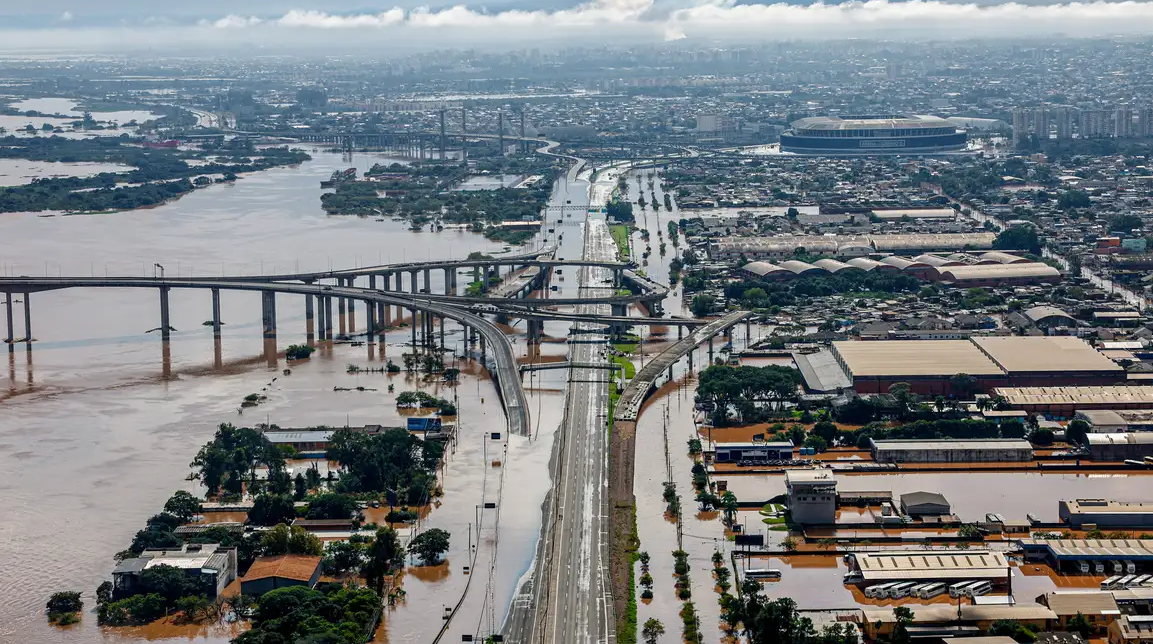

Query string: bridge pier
[323,296,333,341]
[21,294,30,347]
[439,316,445,349]
[422,269,431,294]
[5,292,13,351]
[337,282,347,337]
[159,287,171,343]
[211,288,222,340]
[365,300,376,345]
[708,335,714,364]
[444,268,453,295]
[305,294,315,342]
[527,319,543,344]
[677,326,684,340]
[472,266,480,288]
[377,302,386,338]
[348,288,356,333]
[262,291,277,340]
[409,308,417,348]
[745,319,752,342]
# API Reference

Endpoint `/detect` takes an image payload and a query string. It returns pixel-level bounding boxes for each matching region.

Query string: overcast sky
[2,0,1153,53]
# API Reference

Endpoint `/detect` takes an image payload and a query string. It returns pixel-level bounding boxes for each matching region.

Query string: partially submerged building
[1059,499,1153,529]
[112,543,238,599]
[785,469,837,525]
[870,438,1033,463]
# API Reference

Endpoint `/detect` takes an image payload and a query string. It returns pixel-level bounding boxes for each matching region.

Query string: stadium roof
[791,114,955,131]
[972,336,1122,375]
[832,340,1003,378]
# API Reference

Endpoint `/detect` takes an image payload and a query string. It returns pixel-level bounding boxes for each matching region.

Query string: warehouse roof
[938,263,1061,283]
[901,491,950,507]
[1042,591,1121,617]
[813,258,859,273]
[973,337,1122,375]
[853,550,1010,582]
[1086,433,1153,446]
[243,555,322,582]
[993,386,1153,407]
[1023,306,1076,326]
[264,430,334,444]
[785,469,836,484]
[779,260,824,275]
[872,438,1032,452]
[742,261,788,277]
[980,251,1032,264]
[846,257,896,272]
[869,232,996,252]
[1020,538,1153,558]
[862,604,1056,625]
[832,340,1003,377]
[871,208,957,220]
[913,253,963,267]
[1062,499,1153,514]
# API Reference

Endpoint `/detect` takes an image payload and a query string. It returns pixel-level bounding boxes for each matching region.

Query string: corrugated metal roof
[938,263,1061,282]
[973,336,1122,374]
[832,340,1004,377]
[993,386,1153,406]
[872,439,1031,451]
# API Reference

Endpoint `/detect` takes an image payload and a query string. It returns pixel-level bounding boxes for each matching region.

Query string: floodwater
[2,97,158,134]
[0,147,566,643]
[719,471,1147,523]
[0,159,133,187]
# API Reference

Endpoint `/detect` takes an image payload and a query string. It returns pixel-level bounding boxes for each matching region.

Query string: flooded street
[0,148,558,643]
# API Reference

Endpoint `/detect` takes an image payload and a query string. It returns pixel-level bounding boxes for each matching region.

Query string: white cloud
[60,10,73,21]
[10,0,1153,52]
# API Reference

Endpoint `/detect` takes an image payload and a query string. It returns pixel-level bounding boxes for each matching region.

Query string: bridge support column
[366,300,376,345]
[305,294,315,342]
[262,291,277,340]
[325,296,334,341]
[472,265,480,287]
[614,268,623,287]
[5,292,14,352]
[159,287,171,343]
[377,302,387,338]
[668,364,674,381]
[745,319,752,343]
[708,335,714,364]
[211,288,222,340]
[408,271,418,293]
[410,309,417,348]
[422,269,431,295]
[444,268,453,295]
[677,326,684,340]
[439,316,445,349]
[527,319,543,345]
[337,282,347,337]
[480,266,490,293]
[480,335,486,364]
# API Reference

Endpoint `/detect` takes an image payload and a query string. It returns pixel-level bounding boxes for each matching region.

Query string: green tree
[162,491,202,522]
[247,494,296,527]
[292,473,307,501]
[260,524,323,557]
[46,591,83,623]
[691,294,716,317]
[362,526,405,593]
[408,528,452,565]
[721,491,739,527]
[1110,213,1143,233]
[1067,612,1092,638]
[642,617,666,644]
[892,606,915,644]
[949,373,977,399]
[304,493,358,520]
[322,538,368,575]
[1067,419,1091,446]
[993,225,1041,254]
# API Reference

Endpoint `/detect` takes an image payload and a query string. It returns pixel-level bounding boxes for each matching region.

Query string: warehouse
[831,340,1007,395]
[1023,306,1078,331]
[1087,433,1153,461]
[710,233,997,261]
[901,491,953,517]
[713,441,794,463]
[1076,409,1153,433]
[785,469,837,525]
[870,438,1034,463]
[849,549,1010,583]
[937,263,1062,287]
[1018,538,1153,573]
[973,337,1125,387]
[992,386,1153,415]
[1059,499,1153,529]
[861,605,1056,641]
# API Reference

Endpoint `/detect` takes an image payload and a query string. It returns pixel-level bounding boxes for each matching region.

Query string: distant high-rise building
[1115,108,1134,138]
[1033,108,1050,141]
[1080,110,1109,139]
[1012,108,1029,147]
[1054,107,1076,140]
[1139,108,1153,137]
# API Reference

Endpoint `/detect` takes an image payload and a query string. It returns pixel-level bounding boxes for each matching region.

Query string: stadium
[779,115,967,155]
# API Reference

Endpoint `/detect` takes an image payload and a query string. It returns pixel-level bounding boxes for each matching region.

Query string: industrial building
[1087,433,1153,461]
[993,386,1153,415]
[711,233,996,261]
[829,337,1124,395]
[1019,538,1153,574]
[1038,592,1122,633]
[1076,410,1153,433]
[848,549,1011,583]
[785,469,837,525]
[112,543,238,599]
[1059,499,1153,529]
[861,605,1055,641]
[900,491,953,517]
[1109,614,1153,644]
[240,555,323,596]
[779,114,967,155]
[870,438,1034,463]
[712,441,793,463]
[737,252,1056,286]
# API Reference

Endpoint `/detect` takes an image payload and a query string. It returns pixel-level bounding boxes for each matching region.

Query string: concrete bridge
[0,277,529,437]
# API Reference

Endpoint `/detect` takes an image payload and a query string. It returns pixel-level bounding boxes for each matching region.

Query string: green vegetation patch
[610,224,632,261]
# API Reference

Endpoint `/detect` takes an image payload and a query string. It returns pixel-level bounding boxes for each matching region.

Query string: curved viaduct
[0,277,529,437]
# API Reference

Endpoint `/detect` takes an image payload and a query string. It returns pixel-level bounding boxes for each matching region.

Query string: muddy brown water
[0,150,572,643]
